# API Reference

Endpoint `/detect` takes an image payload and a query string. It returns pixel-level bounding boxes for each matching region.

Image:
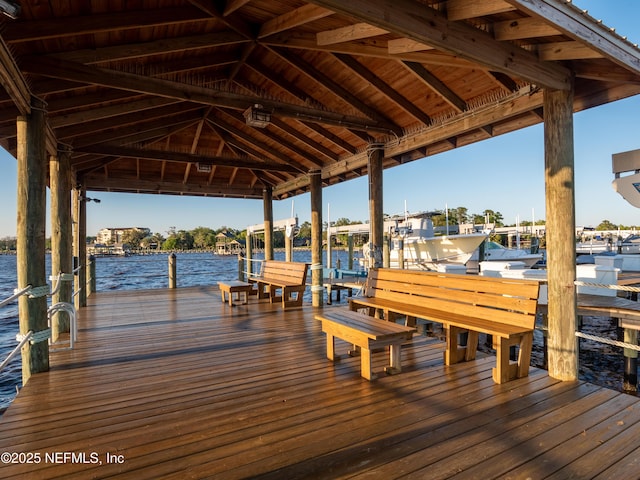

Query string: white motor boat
[386,212,488,270]
[466,240,543,271]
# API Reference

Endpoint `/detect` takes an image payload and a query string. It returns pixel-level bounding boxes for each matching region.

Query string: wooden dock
[1,286,639,479]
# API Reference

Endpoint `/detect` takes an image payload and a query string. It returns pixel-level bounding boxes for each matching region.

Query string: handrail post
[168,253,177,288]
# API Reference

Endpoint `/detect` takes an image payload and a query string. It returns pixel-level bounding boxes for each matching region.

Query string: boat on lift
[386,211,488,270]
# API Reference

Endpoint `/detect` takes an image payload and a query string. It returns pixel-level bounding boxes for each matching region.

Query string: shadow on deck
[0,286,639,479]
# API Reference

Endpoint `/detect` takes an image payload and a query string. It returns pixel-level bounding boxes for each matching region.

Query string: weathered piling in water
[87,255,96,295]
[168,253,177,288]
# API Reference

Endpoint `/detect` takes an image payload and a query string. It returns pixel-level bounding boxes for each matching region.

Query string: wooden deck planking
[0,286,639,479]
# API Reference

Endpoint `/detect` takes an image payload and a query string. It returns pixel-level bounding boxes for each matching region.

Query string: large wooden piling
[73,183,87,309]
[368,147,384,268]
[50,145,73,340]
[16,99,49,383]
[263,187,273,261]
[310,170,323,307]
[544,84,578,381]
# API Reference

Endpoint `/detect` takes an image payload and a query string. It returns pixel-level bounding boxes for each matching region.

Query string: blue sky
[1,1,639,238]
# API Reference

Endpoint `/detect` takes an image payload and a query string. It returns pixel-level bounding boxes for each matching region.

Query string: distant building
[215,231,244,255]
[96,227,151,245]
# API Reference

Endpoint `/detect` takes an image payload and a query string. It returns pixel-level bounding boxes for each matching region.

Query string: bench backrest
[365,268,540,329]
[260,260,309,285]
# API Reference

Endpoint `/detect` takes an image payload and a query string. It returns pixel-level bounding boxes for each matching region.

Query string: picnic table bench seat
[248,260,309,310]
[349,268,540,384]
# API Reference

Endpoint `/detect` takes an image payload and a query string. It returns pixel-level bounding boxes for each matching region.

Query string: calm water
[0,249,354,411]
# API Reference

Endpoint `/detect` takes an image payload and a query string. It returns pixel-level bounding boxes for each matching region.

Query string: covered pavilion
[2,0,640,386]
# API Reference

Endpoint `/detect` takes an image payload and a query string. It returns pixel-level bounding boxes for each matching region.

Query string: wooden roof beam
[69,113,203,149]
[317,23,389,46]
[504,0,640,76]
[22,56,396,135]
[334,53,431,125]
[83,177,265,198]
[3,7,212,43]
[269,117,340,162]
[538,42,603,61]
[387,38,433,55]
[493,17,562,41]
[300,122,358,156]
[261,31,478,69]
[46,33,248,65]
[306,0,571,89]
[224,0,250,17]
[259,4,334,39]
[206,115,308,173]
[268,47,402,135]
[446,0,516,21]
[74,144,300,173]
[402,61,467,112]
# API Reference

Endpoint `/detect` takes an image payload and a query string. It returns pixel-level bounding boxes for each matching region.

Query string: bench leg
[283,287,305,309]
[360,347,376,380]
[384,344,402,375]
[492,333,533,384]
[517,332,533,379]
[326,333,339,361]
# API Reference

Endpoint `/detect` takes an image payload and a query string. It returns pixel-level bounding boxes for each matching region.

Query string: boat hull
[389,233,487,270]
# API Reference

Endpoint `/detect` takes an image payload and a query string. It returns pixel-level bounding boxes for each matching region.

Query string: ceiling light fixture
[243,104,271,128]
[0,0,20,19]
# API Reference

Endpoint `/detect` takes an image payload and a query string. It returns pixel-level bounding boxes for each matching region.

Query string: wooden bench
[349,268,540,384]
[248,260,309,309]
[315,309,416,380]
[218,280,255,306]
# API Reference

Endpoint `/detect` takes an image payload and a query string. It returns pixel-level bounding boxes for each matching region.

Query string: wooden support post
[16,99,50,383]
[246,231,253,278]
[368,147,384,268]
[263,187,273,261]
[544,84,578,381]
[49,145,73,341]
[347,235,354,270]
[285,227,293,262]
[73,183,87,309]
[310,170,323,307]
[168,253,177,288]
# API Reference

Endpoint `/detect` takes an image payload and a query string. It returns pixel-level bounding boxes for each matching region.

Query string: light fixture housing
[196,163,212,173]
[243,104,271,128]
[0,0,20,19]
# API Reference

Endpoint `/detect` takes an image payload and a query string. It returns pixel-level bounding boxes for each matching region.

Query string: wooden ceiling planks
[0,0,638,199]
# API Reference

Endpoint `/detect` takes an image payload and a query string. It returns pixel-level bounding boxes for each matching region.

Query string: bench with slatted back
[249,260,309,310]
[349,268,540,384]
